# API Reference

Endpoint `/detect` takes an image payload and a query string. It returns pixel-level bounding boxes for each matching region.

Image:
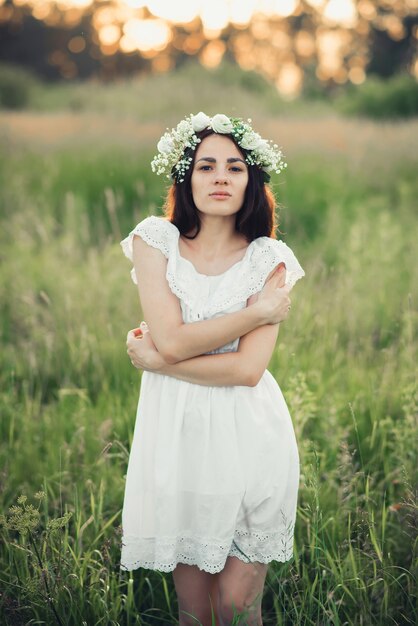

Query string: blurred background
[0,2,417,626]
[0,0,417,111]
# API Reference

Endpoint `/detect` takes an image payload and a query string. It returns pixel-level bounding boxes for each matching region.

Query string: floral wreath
[150,112,287,183]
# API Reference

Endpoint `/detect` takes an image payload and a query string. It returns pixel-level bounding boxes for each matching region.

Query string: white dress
[120,215,305,573]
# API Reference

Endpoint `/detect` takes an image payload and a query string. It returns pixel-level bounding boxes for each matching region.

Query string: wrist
[154,354,170,374]
[142,352,168,374]
[250,301,268,326]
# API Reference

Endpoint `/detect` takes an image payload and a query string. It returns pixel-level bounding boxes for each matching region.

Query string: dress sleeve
[249,237,305,291]
[204,236,305,315]
[120,215,174,284]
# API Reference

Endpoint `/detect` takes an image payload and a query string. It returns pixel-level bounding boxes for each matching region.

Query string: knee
[217,588,261,625]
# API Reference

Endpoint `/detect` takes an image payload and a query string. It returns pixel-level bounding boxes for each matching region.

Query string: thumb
[274,263,287,288]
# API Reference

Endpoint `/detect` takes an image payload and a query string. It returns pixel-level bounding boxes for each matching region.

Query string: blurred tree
[0,0,416,92]
[367,13,417,78]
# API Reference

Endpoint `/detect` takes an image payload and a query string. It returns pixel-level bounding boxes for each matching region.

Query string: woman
[121,113,305,625]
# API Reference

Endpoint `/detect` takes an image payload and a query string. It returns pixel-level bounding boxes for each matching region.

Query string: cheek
[191,170,202,186]
[240,176,249,197]
[191,176,202,205]
[190,175,198,196]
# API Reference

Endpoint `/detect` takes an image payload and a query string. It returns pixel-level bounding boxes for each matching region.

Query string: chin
[198,204,241,214]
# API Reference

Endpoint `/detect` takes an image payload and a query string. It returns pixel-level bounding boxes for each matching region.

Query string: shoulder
[130,215,176,242]
[249,236,305,289]
[249,236,294,263]
[120,215,178,262]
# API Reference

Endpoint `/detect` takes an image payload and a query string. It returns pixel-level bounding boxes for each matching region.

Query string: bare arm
[157,350,254,386]
[154,286,281,386]
[133,234,275,364]
[128,269,287,386]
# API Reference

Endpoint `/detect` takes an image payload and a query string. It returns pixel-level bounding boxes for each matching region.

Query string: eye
[197,164,244,172]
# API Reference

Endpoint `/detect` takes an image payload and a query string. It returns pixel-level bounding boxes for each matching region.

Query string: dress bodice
[120,215,305,354]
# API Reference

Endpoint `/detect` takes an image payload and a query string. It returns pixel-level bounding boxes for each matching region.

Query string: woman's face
[190,133,249,218]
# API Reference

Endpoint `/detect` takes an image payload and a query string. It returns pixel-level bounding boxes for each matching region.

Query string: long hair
[162,127,280,241]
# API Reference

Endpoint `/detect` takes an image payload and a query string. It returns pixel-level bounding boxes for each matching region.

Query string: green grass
[0,74,417,624]
[334,74,418,120]
[24,59,333,122]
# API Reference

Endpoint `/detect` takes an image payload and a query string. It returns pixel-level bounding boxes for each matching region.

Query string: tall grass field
[0,70,417,625]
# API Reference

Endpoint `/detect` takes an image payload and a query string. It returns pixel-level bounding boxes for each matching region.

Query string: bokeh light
[122,17,171,52]
[1,0,417,96]
[147,0,198,23]
[323,0,358,27]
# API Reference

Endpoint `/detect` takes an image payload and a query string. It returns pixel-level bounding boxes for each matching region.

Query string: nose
[214,170,229,184]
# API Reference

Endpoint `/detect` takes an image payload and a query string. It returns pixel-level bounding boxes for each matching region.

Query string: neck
[191,214,242,257]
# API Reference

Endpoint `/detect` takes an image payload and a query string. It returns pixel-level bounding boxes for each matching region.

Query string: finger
[276,266,287,288]
[267,263,285,280]
[265,265,286,291]
[269,264,287,288]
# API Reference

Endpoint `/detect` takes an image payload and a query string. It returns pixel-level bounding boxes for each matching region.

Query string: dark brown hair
[162,127,279,241]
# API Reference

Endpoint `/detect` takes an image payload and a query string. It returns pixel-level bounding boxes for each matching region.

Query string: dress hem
[120,527,296,574]
[120,550,295,574]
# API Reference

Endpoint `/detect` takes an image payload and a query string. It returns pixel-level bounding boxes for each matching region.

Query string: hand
[256,263,292,324]
[126,322,166,372]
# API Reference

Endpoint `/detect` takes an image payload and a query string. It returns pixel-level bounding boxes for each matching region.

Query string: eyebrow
[196,157,247,165]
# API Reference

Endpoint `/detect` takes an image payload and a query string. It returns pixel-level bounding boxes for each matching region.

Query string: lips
[210,192,231,197]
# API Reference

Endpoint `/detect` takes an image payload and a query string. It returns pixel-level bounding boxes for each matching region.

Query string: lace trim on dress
[229,521,296,565]
[120,215,174,285]
[204,237,305,315]
[120,526,295,573]
[120,216,203,306]
[120,215,305,313]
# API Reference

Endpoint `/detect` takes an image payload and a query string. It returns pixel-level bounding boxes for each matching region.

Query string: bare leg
[217,557,268,625]
[172,563,220,626]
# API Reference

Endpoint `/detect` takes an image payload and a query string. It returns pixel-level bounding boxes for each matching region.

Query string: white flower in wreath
[176,119,192,135]
[191,111,211,132]
[240,131,268,151]
[157,135,174,154]
[211,113,234,134]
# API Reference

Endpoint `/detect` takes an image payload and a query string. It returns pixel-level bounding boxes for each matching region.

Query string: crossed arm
[131,235,282,387]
